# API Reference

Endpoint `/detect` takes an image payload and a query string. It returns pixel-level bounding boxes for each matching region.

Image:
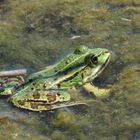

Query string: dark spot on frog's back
[18,100,25,106]
[32,82,36,85]
[33,91,40,99]
[65,61,69,64]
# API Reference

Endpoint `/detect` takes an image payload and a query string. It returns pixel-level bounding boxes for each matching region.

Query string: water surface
[0,0,140,140]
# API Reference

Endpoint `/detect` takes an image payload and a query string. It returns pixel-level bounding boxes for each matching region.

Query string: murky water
[0,0,140,140]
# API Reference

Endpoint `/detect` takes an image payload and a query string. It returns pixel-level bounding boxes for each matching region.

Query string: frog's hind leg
[83,83,111,98]
[14,100,88,112]
[10,88,97,111]
[10,89,72,111]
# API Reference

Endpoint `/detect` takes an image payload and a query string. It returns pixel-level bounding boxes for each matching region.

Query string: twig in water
[0,69,27,77]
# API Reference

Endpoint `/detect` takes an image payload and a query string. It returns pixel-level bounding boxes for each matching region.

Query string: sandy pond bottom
[0,0,140,140]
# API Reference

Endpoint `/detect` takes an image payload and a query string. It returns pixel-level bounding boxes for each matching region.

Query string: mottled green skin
[1,46,110,111]
[0,76,24,95]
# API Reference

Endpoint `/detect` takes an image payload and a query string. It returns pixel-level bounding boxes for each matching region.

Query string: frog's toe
[92,88,111,98]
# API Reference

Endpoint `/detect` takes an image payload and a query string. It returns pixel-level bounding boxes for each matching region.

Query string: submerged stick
[0,69,27,77]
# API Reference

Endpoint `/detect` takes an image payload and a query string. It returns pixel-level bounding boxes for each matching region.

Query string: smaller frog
[0,46,111,111]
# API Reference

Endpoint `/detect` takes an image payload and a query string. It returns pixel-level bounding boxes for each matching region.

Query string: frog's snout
[101,50,111,60]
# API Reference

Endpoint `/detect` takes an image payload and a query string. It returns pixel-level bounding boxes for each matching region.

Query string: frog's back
[27,46,89,82]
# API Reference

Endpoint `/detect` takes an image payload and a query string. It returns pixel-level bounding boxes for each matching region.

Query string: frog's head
[77,46,110,82]
[56,46,111,88]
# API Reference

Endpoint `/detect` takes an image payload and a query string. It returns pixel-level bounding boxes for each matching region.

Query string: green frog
[0,46,111,111]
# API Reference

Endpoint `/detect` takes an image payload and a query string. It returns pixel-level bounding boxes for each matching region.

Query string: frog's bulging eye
[90,55,98,64]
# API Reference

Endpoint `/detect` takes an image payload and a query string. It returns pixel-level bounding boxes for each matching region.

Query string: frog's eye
[90,55,98,64]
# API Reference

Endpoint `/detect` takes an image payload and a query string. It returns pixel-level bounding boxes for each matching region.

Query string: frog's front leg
[10,89,71,111]
[83,83,111,98]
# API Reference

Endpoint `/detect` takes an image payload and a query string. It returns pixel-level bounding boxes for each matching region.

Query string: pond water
[0,0,140,140]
